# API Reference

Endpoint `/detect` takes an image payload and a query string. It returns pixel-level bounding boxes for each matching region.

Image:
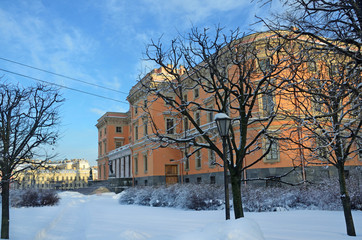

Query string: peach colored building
[97,33,361,186]
[96,112,130,180]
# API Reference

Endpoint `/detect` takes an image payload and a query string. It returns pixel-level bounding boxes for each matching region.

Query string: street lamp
[214,113,231,220]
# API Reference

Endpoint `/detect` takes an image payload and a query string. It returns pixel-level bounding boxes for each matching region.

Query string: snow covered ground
[7,191,362,240]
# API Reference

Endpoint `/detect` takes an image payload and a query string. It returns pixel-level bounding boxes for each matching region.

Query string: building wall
[96,112,130,180]
[98,33,362,186]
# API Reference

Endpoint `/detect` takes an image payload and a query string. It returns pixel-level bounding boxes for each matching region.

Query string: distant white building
[13,159,96,190]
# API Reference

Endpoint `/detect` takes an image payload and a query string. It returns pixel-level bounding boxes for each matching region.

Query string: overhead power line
[0,68,129,104]
[0,57,129,95]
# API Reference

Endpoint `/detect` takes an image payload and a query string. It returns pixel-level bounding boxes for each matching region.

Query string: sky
[0,0,281,166]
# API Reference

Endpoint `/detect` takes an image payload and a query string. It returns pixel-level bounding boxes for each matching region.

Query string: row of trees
[140,0,361,237]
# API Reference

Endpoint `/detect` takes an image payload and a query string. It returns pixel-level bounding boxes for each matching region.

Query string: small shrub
[10,189,60,208]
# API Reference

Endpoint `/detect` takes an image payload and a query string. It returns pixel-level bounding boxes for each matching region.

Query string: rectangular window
[144,122,148,136]
[99,130,102,138]
[185,157,190,170]
[135,125,139,140]
[210,176,216,184]
[259,58,271,72]
[312,95,324,113]
[165,96,175,106]
[104,128,107,135]
[195,150,201,169]
[166,118,175,134]
[208,149,216,166]
[357,138,362,160]
[316,138,329,160]
[207,110,213,123]
[308,61,317,72]
[99,143,102,156]
[116,126,122,133]
[183,94,188,102]
[183,118,189,132]
[115,141,122,149]
[103,141,107,155]
[134,156,138,175]
[144,100,147,108]
[143,155,148,173]
[262,94,275,116]
[194,88,199,99]
[134,106,138,115]
[195,111,201,126]
[265,138,279,161]
[351,95,361,117]
[329,64,338,77]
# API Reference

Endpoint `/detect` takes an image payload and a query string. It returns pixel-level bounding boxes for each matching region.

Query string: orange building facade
[96,112,130,180]
[97,33,362,186]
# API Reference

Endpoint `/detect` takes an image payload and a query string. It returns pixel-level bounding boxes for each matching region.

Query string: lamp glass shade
[214,113,231,137]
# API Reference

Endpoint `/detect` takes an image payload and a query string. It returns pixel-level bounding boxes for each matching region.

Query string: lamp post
[215,113,231,220]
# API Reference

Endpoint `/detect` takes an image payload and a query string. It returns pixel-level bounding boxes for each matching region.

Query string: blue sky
[0,0,280,166]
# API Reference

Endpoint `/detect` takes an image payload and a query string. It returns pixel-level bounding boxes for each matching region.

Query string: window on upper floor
[116,126,122,133]
[134,125,139,140]
[262,93,275,116]
[103,141,107,155]
[194,88,199,99]
[259,58,271,72]
[164,95,175,106]
[115,141,122,149]
[144,121,148,136]
[183,117,189,132]
[207,110,214,123]
[195,111,201,126]
[166,118,175,134]
[183,94,188,103]
[308,61,317,72]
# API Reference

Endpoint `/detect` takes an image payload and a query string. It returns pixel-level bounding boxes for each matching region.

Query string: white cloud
[0,2,98,88]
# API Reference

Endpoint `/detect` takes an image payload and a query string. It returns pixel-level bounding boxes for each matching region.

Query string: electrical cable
[0,68,129,104]
[0,57,129,95]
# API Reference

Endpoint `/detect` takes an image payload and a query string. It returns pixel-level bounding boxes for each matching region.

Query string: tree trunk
[337,166,356,236]
[230,170,244,219]
[1,180,10,239]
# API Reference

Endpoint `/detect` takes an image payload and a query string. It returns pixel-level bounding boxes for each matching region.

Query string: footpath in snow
[8,191,362,240]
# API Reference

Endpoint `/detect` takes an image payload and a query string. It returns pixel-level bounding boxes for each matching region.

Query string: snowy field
[7,191,362,240]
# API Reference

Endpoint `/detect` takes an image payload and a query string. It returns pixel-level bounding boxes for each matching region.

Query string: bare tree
[260,0,362,236]
[0,81,63,239]
[141,26,294,219]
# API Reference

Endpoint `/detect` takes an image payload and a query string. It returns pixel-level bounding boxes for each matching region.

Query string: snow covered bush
[119,171,361,212]
[10,189,60,207]
[242,171,361,212]
[119,184,224,210]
